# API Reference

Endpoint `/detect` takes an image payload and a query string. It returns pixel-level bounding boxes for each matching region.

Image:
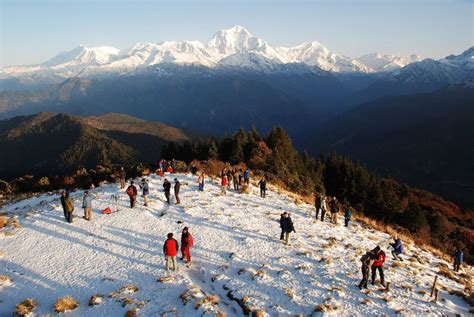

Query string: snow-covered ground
[0,173,471,316]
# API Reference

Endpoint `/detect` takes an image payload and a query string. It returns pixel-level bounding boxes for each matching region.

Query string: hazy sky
[1,0,473,67]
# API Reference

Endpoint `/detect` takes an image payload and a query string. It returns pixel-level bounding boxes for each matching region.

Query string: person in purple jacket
[390,236,404,261]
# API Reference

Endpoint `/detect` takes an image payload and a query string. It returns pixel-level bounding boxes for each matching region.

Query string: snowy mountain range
[1,26,427,80]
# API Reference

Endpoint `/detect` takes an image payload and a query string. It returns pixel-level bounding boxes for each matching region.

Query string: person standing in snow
[226,170,233,191]
[243,168,250,185]
[221,174,228,195]
[190,164,197,175]
[258,177,267,198]
[126,181,138,208]
[60,190,74,223]
[163,233,179,272]
[453,248,464,272]
[180,227,193,265]
[320,196,327,222]
[315,194,322,219]
[82,191,93,221]
[139,178,150,207]
[329,197,339,224]
[174,178,181,204]
[119,167,126,189]
[389,236,404,261]
[344,206,352,227]
[279,212,288,240]
[197,172,205,191]
[371,246,386,286]
[238,169,243,186]
[163,178,171,204]
[233,169,240,191]
[282,213,296,245]
[359,251,376,290]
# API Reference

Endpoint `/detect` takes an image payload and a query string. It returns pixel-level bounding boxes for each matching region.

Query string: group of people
[220,168,251,195]
[157,159,176,176]
[60,163,466,281]
[315,194,352,227]
[163,227,194,271]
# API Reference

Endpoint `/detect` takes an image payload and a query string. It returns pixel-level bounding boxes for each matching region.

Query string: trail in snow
[0,173,471,316]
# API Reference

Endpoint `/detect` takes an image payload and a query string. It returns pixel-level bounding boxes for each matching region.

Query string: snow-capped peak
[43,45,121,68]
[356,53,424,72]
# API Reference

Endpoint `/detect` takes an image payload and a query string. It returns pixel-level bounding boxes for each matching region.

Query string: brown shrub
[53,296,79,313]
[88,294,104,306]
[252,309,266,317]
[0,215,6,229]
[14,298,37,316]
[125,308,139,317]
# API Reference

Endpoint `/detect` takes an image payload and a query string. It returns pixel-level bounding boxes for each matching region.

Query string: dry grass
[401,284,414,291]
[251,309,266,317]
[195,294,220,310]
[392,260,407,268]
[109,284,139,298]
[88,294,104,306]
[313,304,335,312]
[252,270,267,280]
[382,296,393,302]
[285,288,295,299]
[395,308,405,314]
[296,250,312,256]
[0,215,6,229]
[331,286,344,294]
[157,276,175,283]
[438,266,458,281]
[121,297,135,307]
[14,298,37,316]
[323,237,337,249]
[418,290,429,295]
[360,298,372,305]
[125,308,139,317]
[319,257,333,265]
[0,274,12,286]
[296,263,311,271]
[216,310,227,317]
[53,295,79,313]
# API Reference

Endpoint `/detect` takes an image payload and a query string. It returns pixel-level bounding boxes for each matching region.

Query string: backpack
[65,198,74,212]
[126,186,135,197]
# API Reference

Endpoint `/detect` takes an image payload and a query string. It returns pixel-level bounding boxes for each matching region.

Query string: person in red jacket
[180,227,194,265]
[163,233,179,272]
[371,246,386,286]
[221,174,228,195]
[126,181,138,208]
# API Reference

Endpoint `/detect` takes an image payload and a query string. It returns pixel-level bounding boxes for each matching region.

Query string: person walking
[371,246,386,286]
[282,213,296,245]
[344,206,352,227]
[221,174,228,195]
[60,190,74,223]
[389,236,404,261]
[174,178,181,204]
[126,181,138,208]
[180,227,194,265]
[163,178,171,204]
[359,251,376,290]
[279,212,287,240]
[453,248,464,272]
[82,191,93,221]
[320,197,327,222]
[258,177,267,198]
[163,233,179,272]
[119,167,126,189]
[315,194,322,219]
[139,178,150,206]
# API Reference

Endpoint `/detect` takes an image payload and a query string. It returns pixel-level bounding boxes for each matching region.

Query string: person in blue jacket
[243,168,250,185]
[453,248,464,272]
[344,206,352,227]
[390,236,404,261]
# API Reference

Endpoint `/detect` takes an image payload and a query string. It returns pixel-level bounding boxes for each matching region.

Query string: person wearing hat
[163,233,179,272]
[180,227,194,265]
[174,178,181,204]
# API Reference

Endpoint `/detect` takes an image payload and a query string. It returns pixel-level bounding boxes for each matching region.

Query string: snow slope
[0,173,471,316]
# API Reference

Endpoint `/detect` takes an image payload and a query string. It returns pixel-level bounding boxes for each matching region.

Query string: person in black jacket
[258,177,267,198]
[163,179,171,204]
[174,178,181,204]
[282,213,296,245]
[279,212,288,240]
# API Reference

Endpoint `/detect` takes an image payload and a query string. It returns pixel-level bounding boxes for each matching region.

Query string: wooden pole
[430,276,438,297]
[434,289,439,302]
[385,282,391,292]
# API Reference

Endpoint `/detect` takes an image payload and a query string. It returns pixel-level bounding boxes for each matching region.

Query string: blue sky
[1,0,473,66]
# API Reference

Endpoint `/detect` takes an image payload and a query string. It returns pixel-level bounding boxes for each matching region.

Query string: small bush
[88,294,104,306]
[14,298,37,316]
[53,295,79,313]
